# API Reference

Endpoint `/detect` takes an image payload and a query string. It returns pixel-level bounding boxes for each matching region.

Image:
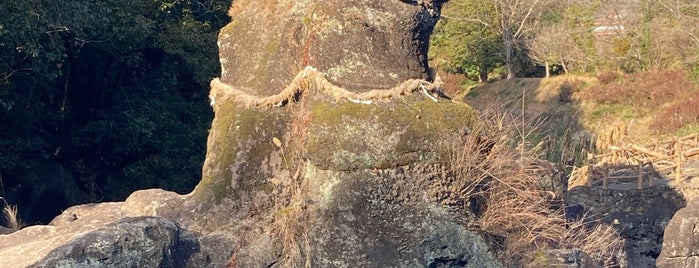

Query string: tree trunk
[504,38,516,79]
[478,65,488,83]
[545,60,550,77]
[561,60,569,74]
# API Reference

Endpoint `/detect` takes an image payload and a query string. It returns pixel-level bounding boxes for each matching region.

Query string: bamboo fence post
[603,164,609,189]
[637,162,643,190]
[587,153,593,187]
[648,161,654,187]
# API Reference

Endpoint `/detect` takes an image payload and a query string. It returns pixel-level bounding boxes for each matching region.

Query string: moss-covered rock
[194,96,291,203]
[306,96,477,171]
[188,84,496,266]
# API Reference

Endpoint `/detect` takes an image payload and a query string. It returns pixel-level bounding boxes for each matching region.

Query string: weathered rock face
[219,0,444,95]
[195,89,494,266]
[657,197,699,268]
[568,186,686,267]
[0,189,234,268]
[0,0,507,267]
[527,249,601,268]
[30,217,180,268]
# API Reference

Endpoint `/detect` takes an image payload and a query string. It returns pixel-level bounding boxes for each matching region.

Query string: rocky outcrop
[0,0,507,267]
[568,186,686,267]
[657,197,699,268]
[30,217,180,268]
[195,81,493,267]
[219,0,444,95]
[0,189,234,268]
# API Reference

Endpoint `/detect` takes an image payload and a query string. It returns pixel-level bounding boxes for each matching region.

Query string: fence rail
[586,134,699,190]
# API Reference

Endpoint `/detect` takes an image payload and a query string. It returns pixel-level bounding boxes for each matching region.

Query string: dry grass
[2,205,21,231]
[438,72,468,97]
[577,70,699,143]
[597,71,619,85]
[270,102,314,268]
[225,103,314,268]
[272,164,312,268]
[583,71,694,107]
[652,97,699,131]
[463,70,699,148]
[444,106,623,266]
[562,219,624,265]
[567,165,591,189]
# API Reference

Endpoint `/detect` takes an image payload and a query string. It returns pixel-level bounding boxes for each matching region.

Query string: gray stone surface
[527,249,601,268]
[218,0,445,95]
[657,197,699,268]
[30,217,179,268]
[568,186,686,267]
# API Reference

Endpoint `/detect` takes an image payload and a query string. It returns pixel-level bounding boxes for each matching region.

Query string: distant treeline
[430,0,699,82]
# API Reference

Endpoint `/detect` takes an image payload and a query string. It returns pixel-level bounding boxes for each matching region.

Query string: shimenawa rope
[209,66,443,107]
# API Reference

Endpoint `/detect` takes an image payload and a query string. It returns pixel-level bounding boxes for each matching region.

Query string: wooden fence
[586,134,699,189]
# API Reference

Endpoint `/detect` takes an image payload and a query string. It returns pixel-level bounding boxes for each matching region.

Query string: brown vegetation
[583,71,695,107]
[268,104,315,268]
[438,72,468,97]
[653,97,699,131]
[585,72,694,108]
[597,71,619,85]
[442,107,622,266]
[580,70,699,135]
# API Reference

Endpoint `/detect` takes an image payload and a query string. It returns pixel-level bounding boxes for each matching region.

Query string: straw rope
[209,66,443,107]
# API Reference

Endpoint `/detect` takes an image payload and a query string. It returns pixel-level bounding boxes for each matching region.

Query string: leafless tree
[495,0,554,78]
[528,24,587,76]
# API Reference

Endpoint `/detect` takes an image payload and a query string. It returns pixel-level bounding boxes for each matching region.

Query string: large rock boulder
[568,186,686,267]
[0,189,234,268]
[196,80,494,267]
[30,217,180,268]
[1,0,507,267]
[657,197,699,268]
[219,0,444,95]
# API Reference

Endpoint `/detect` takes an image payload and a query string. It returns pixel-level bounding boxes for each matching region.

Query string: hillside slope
[460,72,699,165]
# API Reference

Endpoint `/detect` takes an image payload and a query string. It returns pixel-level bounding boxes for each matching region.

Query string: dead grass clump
[445,107,622,266]
[583,71,695,107]
[597,71,618,85]
[270,139,313,267]
[272,171,312,268]
[439,72,468,97]
[268,103,315,268]
[562,219,624,264]
[567,166,591,189]
[227,105,314,268]
[652,97,699,131]
[2,204,21,231]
